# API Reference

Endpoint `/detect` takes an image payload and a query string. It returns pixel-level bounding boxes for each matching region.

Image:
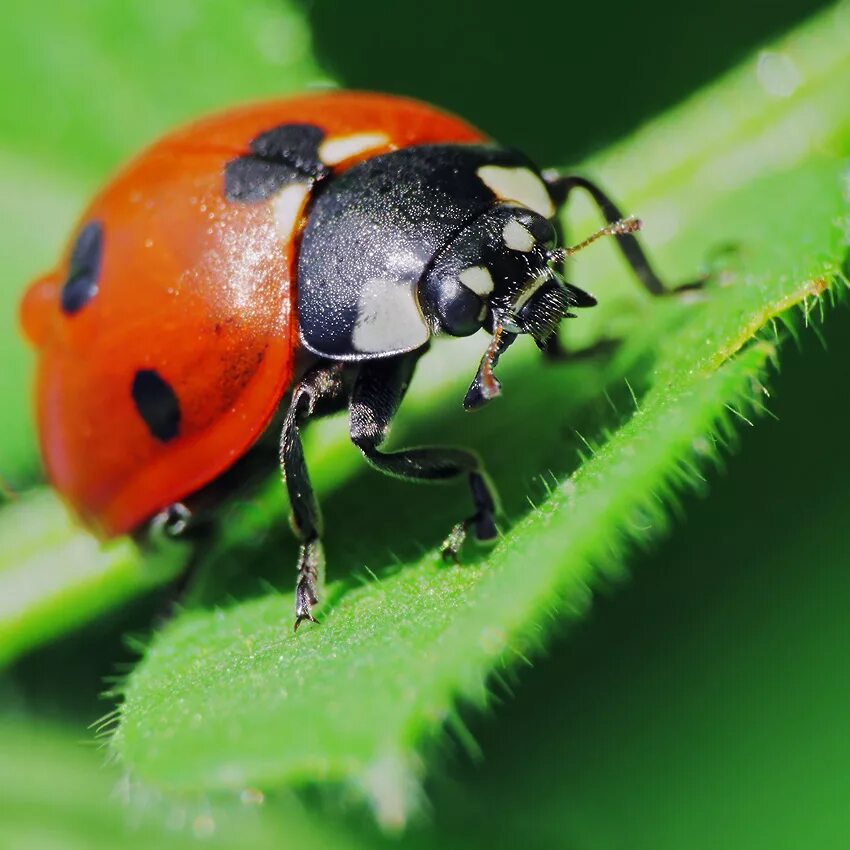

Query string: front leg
[545,172,705,295]
[349,353,500,558]
[542,173,705,365]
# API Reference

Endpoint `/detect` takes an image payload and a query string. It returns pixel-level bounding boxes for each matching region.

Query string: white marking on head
[477,166,555,218]
[272,183,311,240]
[318,132,390,166]
[352,279,431,354]
[458,265,495,296]
[502,219,535,252]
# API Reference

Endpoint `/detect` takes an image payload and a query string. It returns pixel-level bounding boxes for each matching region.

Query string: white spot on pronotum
[318,132,390,165]
[271,183,310,240]
[352,279,431,354]
[477,165,555,217]
[502,218,535,252]
[756,50,802,98]
[458,265,495,296]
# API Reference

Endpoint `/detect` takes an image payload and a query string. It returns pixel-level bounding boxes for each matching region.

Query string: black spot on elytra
[132,369,181,442]
[224,123,329,203]
[60,221,103,314]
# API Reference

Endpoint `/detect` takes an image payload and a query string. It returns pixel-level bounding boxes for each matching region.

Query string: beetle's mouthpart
[547,215,642,265]
[463,324,517,410]
[503,266,596,346]
[518,275,572,346]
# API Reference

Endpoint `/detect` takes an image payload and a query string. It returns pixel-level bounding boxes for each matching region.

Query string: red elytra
[21,92,486,537]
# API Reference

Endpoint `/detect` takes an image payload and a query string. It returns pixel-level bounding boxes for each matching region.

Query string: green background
[3,0,850,848]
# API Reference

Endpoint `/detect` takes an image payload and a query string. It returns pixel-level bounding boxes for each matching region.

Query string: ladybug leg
[280,363,347,631]
[149,502,193,538]
[544,173,705,295]
[349,353,499,560]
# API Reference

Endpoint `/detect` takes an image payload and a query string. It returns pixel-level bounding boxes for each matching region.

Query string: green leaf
[112,4,850,825]
[401,303,850,850]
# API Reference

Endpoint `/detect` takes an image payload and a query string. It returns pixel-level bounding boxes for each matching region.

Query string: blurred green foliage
[305,0,820,166]
[2,0,850,848]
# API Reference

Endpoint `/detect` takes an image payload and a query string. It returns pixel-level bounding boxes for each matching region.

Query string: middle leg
[349,353,500,558]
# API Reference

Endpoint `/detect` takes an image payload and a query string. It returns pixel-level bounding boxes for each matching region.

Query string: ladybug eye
[426,272,484,337]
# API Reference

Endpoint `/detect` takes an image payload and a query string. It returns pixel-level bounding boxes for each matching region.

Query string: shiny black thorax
[296,144,553,360]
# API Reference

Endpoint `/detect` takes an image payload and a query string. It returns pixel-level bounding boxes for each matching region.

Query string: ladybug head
[419,203,598,409]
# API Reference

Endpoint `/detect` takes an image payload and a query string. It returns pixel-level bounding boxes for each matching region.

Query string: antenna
[549,215,642,264]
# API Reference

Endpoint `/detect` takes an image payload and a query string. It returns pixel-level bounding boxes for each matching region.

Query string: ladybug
[21,92,691,629]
